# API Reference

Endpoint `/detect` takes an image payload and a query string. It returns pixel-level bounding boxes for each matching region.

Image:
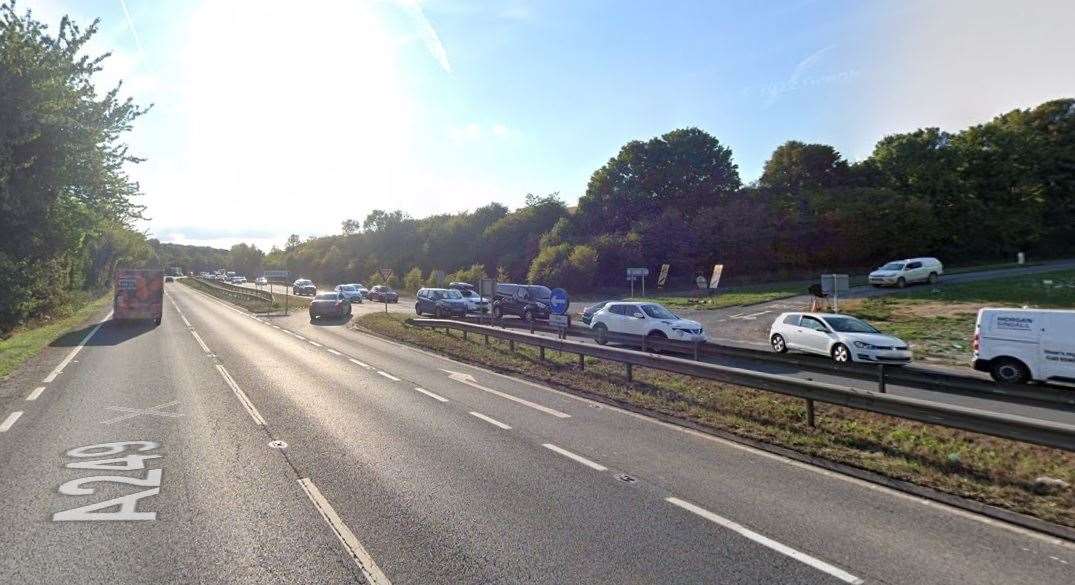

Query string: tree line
[249,98,1074,292]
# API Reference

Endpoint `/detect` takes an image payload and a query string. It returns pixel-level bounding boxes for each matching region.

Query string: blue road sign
[549,288,570,315]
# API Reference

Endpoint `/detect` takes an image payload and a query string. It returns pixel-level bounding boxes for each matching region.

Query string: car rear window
[314,293,338,300]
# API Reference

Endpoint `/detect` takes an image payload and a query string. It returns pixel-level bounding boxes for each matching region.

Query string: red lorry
[113,269,164,325]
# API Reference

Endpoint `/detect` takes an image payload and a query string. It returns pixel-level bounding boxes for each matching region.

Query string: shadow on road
[49,319,157,347]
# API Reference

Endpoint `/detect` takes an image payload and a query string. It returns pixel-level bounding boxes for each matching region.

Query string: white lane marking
[298,478,393,585]
[272,325,281,329]
[308,340,323,347]
[542,443,607,471]
[0,411,24,432]
[326,348,342,356]
[101,401,184,425]
[377,371,401,382]
[470,411,511,429]
[26,386,46,401]
[665,497,862,584]
[349,358,372,369]
[442,370,571,418]
[42,312,112,383]
[215,364,266,426]
[190,329,212,354]
[180,313,191,327]
[413,387,448,403]
[294,334,307,341]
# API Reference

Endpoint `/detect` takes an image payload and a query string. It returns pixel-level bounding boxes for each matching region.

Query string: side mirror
[633,312,645,319]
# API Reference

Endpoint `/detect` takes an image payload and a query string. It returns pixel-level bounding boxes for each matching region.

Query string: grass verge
[641,283,805,310]
[0,290,112,379]
[180,277,311,311]
[356,312,1074,527]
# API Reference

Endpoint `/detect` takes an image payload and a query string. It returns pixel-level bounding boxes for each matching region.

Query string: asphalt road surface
[0,280,1072,584]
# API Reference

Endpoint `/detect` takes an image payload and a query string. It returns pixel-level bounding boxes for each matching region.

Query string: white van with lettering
[972,308,1075,384]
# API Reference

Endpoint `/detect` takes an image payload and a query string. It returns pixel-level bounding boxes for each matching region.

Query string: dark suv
[292,278,316,296]
[491,283,551,321]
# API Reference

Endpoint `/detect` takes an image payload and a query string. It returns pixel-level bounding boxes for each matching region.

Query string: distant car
[491,283,551,321]
[334,284,364,303]
[255,277,267,286]
[769,312,911,364]
[590,302,706,345]
[448,282,488,313]
[415,288,468,318]
[868,257,943,288]
[292,279,316,296]
[309,292,352,320]
[230,276,246,284]
[164,276,175,283]
[579,300,616,325]
[368,285,399,303]
[355,284,369,299]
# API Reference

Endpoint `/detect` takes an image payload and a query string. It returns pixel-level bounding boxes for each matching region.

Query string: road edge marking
[214,364,266,426]
[42,311,112,383]
[542,443,607,471]
[298,478,392,585]
[26,386,46,401]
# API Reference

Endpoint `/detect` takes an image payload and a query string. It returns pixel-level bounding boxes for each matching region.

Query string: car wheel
[896,277,906,288]
[645,330,666,352]
[523,310,533,322]
[771,334,787,353]
[831,343,851,363]
[493,306,502,319]
[990,358,1029,384]
[928,272,938,284]
[594,323,609,345]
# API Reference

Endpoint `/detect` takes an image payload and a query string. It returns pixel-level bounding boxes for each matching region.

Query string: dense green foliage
[0,4,156,333]
[266,98,1075,291]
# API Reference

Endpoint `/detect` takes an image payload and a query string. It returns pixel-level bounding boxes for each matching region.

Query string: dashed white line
[665,497,862,584]
[190,329,212,354]
[298,478,392,585]
[326,348,342,356]
[349,358,372,369]
[215,364,266,426]
[180,314,191,327]
[25,386,46,401]
[377,371,401,382]
[542,443,607,471]
[294,334,307,341]
[413,387,448,403]
[0,411,24,432]
[469,411,511,429]
[308,340,323,347]
[42,312,112,383]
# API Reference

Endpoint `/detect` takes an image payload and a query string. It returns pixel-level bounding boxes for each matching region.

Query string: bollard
[578,353,585,370]
[626,363,633,382]
[806,399,816,427]
[878,364,887,393]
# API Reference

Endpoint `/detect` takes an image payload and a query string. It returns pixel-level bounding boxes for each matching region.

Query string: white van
[972,308,1075,384]
[868,257,943,288]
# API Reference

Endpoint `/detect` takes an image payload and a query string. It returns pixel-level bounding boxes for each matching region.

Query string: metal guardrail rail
[192,277,273,305]
[410,318,1075,452]
[454,315,1075,410]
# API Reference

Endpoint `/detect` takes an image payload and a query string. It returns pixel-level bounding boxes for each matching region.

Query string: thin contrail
[398,0,451,74]
[117,0,145,55]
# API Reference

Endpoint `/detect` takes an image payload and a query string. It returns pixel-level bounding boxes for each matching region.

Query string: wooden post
[578,353,584,370]
[509,340,515,352]
[539,347,545,361]
[626,363,633,382]
[878,364,887,393]
[806,399,816,427]
[463,330,468,341]
[484,334,489,345]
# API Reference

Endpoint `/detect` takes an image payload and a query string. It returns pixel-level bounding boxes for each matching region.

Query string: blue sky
[24,0,1075,249]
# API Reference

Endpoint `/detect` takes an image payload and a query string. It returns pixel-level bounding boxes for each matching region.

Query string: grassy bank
[0,290,112,379]
[845,270,1075,364]
[356,312,1074,527]
[180,277,310,311]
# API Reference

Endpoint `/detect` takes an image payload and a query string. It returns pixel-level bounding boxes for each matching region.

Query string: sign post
[264,270,290,316]
[821,274,850,312]
[378,268,394,313]
[548,287,570,339]
[626,267,649,297]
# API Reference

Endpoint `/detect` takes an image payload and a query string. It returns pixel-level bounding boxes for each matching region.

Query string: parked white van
[868,257,943,288]
[972,308,1075,384]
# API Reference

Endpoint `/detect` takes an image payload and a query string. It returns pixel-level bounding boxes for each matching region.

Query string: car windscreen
[880,262,904,271]
[823,316,880,334]
[339,285,356,291]
[314,293,338,300]
[640,304,677,319]
[296,280,312,285]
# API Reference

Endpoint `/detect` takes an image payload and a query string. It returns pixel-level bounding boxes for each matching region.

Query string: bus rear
[114,269,164,324]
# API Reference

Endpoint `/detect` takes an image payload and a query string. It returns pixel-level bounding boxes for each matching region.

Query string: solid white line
[0,411,24,432]
[665,497,862,584]
[377,371,401,382]
[413,387,448,403]
[470,411,511,429]
[326,348,342,356]
[308,340,323,347]
[42,311,112,383]
[215,364,266,426]
[190,329,212,354]
[25,386,46,401]
[298,478,392,585]
[349,358,372,369]
[542,443,607,471]
[180,314,191,327]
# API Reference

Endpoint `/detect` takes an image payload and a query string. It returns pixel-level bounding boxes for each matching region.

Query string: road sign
[264,270,290,279]
[479,277,496,297]
[709,264,724,290]
[379,268,394,281]
[549,314,569,329]
[626,267,649,277]
[549,288,570,315]
[657,264,670,288]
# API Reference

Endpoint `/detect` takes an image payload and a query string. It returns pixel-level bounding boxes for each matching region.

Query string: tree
[403,266,423,291]
[285,234,302,250]
[341,219,361,235]
[759,141,850,216]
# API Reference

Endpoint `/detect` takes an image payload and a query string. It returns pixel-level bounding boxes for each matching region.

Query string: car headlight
[853,341,877,349]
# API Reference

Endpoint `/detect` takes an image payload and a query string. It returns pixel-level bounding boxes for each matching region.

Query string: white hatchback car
[590,302,706,344]
[769,312,911,364]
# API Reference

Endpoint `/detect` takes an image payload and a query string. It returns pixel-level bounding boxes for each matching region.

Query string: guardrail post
[484,334,489,345]
[539,346,545,361]
[641,335,647,353]
[625,363,633,383]
[878,364,887,393]
[463,330,468,341]
[806,399,816,427]
[529,320,535,334]
[509,339,515,352]
[693,340,701,361]
[578,353,584,370]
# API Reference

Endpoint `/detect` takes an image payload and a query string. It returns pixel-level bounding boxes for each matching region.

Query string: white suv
[769,312,911,364]
[590,302,706,344]
[868,257,943,288]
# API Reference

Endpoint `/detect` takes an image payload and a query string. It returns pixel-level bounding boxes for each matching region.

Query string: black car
[368,285,399,303]
[491,283,551,321]
[309,292,351,320]
[415,288,468,318]
[292,278,316,296]
[580,300,616,325]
